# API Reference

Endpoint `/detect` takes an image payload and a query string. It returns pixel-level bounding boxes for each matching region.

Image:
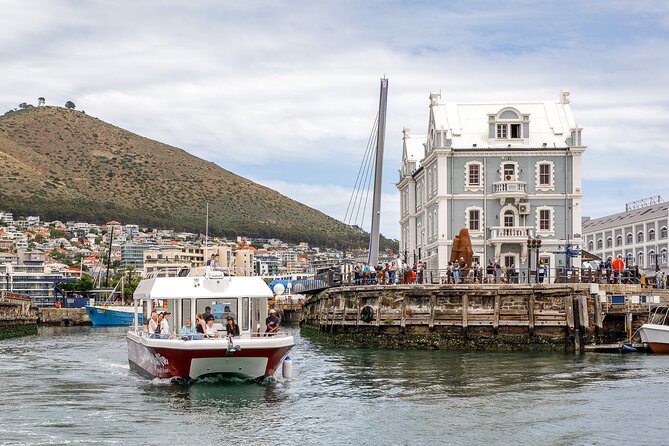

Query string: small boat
[86,305,143,326]
[126,267,294,381]
[638,306,669,354]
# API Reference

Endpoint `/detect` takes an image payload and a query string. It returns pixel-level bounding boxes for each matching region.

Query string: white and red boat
[638,306,669,354]
[127,268,294,381]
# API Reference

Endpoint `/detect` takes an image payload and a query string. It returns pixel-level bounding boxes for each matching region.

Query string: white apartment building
[583,198,669,271]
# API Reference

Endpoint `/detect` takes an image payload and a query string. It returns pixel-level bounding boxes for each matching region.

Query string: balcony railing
[491,180,527,194]
[489,226,535,239]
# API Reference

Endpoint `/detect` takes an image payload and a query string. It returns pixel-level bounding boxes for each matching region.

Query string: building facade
[397,91,585,275]
[582,200,669,272]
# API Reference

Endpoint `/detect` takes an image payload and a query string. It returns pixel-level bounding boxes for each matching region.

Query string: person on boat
[195,313,206,334]
[265,309,281,336]
[181,318,195,336]
[148,312,159,336]
[155,313,164,336]
[204,314,219,338]
[225,316,240,337]
[160,311,171,337]
[205,253,217,266]
[203,306,213,321]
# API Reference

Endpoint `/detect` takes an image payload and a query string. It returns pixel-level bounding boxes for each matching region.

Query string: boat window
[181,299,192,325]
[242,297,249,331]
[196,298,238,322]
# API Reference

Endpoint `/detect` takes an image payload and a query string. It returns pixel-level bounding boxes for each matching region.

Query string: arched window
[637,231,644,243]
[503,210,515,227]
[627,252,634,265]
[588,240,594,251]
[649,228,656,241]
[638,251,644,267]
[626,233,633,244]
[649,250,657,266]
[606,237,612,248]
[662,226,668,239]
[597,239,603,250]
[616,235,622,246]
[662,249,668,266]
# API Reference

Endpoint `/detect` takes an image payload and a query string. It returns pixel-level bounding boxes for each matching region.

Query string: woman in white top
[204,316,218,338]
[148,312,158,335]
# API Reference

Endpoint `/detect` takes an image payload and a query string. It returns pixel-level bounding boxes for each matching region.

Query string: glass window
[510,123,521,139]
[242,297,249,331]
[649,251,656,265]
[662,227,668,239]
[469,210,480,231]
[468,164,480,186]
[606,237,612,248]
[503,164,515,180]
[539,209,550,231]
[638,251,644,267]
[539,164,550,185]
[597,239,603,250]
[616,235,622,246]
[588,241,594,250]
[649,229,656,241]
[637,231,644,243]
[503,210,514,227]
[496,124,507,139]
[627,233,633,244]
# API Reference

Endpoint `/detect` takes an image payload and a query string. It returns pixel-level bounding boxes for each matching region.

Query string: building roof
[430,91,578,149]
[582,201,669,233]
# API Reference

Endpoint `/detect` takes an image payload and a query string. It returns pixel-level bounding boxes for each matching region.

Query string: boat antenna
[105,226,114,288]
[205,202,209,260]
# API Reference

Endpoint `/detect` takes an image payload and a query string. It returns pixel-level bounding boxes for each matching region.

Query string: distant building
[582,198,669,271]
[143,245,205,275]
[0,250,66,307]
[120,242,150,271]
[254,254,280,276]
[397,90,585,275]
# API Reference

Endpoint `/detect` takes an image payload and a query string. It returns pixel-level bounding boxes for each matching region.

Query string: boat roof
[133,275,273,300]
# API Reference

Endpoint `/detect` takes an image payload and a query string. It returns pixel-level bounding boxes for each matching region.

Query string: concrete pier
[301,283,668,351]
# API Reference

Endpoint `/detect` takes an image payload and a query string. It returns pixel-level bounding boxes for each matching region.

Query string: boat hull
[639,323,669,353]
[86,306,142,326]
[126,332,294,380]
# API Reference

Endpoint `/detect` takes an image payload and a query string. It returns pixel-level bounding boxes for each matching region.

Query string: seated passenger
[204,315,219,338]
[225,316,240,337]
[265,309,280,336]
[195,313,205,334]
[181,318,195,336]
[148,312,158,335]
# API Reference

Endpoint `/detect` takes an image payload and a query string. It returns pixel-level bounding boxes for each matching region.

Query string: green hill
[0,106,397,249]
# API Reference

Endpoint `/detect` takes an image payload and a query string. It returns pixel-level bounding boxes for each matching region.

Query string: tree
[65,101,76,109]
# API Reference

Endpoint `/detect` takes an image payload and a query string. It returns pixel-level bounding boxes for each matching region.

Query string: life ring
[54,301,62,309]
[360,305,375,323]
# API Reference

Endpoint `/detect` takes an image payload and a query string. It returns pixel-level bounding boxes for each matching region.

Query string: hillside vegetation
[0,106,396,249]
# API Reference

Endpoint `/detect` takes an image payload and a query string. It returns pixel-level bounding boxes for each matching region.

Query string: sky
[1,0,669,240]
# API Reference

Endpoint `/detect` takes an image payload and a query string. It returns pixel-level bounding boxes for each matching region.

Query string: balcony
[489,226,535,242]
[491,180,527,200]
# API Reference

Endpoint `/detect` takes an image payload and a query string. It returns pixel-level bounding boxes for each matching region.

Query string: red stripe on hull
[127,338,292,380]
[648,342,669,354]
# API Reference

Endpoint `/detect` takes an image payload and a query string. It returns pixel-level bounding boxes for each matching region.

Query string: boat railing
[130,327,290,340]
[143,266,258,279]
[648,305,669,325]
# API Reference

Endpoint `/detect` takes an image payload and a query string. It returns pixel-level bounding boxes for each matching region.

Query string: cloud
[2,1,669,240]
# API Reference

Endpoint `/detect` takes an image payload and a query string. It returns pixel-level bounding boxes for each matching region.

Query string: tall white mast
[368,78,389,267]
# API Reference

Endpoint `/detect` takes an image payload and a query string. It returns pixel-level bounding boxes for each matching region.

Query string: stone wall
[0,299,38,340]
[38,308,90,326]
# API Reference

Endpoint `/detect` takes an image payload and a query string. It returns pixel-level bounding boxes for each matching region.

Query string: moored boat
[638,306,669,354]
[126,267,294,381]
[86,305,142,326]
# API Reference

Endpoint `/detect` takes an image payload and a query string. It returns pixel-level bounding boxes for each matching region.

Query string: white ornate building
[397,90,585,275]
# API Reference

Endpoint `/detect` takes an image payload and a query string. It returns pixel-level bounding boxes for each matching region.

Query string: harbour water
[1,327,668,445]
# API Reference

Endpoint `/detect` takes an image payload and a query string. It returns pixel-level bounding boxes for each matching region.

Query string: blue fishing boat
[85,305,142,326]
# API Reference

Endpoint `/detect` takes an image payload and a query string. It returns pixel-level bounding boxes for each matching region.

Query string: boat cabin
[131,269,273,337]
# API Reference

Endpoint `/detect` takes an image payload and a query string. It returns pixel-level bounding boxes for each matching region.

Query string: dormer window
[490,108,528,140]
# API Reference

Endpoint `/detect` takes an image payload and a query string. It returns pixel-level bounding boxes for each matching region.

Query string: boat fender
[282,357,293,379]
[360,305,375,323]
